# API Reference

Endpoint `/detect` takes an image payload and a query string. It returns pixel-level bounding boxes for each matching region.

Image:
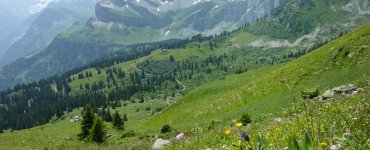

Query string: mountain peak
[29,0,55,14]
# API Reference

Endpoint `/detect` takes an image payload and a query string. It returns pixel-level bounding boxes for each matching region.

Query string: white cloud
[29,0,54,14]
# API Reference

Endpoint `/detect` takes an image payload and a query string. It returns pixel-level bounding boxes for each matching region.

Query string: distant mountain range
[0,0,98,67]
[0,0,281,89]
[0,0,49,57]
[0,0,369,90]
[90,0,279,40]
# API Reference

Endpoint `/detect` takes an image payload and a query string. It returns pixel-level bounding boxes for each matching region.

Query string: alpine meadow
[0,0,369,150]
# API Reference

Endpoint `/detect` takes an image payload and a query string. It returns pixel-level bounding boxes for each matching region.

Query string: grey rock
[152,138,170,149]
[322,90,334,99]
[314,96,323,101]
[274,118,283,123]
[332,84,357,94]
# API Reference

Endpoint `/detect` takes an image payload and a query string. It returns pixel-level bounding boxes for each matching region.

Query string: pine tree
[106,108,113,122]
[78,104,95,140]
[0,115,4,133]
[90,118,106,143]
[123,113,128,121]
[101,106,106,120]
[112,111,124,130]
[170,55,175,62]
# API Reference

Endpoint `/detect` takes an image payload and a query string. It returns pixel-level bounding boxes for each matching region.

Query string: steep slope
[137,22,370,132]
[91,0,279,37]
[0,0,99,67]
[0,21,368,150]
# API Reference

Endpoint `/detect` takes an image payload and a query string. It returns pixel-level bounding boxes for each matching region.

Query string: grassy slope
[137,22,370,133]
[0,103,167,149]
[0,22,368,150]
[168,88,370,149]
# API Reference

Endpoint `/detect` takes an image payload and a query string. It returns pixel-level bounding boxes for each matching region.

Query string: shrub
[300,88,319,99]
[161,125,172,134]
[239,113,252,126]
[121,130,136,138]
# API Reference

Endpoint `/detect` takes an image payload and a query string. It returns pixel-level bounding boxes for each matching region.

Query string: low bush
[161,125,172,134]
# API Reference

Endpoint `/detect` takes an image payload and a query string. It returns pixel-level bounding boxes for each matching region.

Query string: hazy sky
[0,0,55,17]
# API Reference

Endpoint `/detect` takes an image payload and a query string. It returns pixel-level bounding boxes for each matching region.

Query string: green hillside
[0,21,369,150]
[137,22,370,131]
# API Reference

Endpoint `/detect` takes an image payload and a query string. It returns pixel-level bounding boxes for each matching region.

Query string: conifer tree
[101,106,107,120]
[78,104,94,140]
[123,114,128,121]
[106,108,113,122]
[112,111,124,130]
[90,118,106,143]
[0,116,4,133]
[170,55,175,62]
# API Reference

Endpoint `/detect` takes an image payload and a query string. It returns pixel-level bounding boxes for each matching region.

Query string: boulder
[152,138,170,149]
[332,84,357,94]
[322,90,334,99]
[351,90,358,96]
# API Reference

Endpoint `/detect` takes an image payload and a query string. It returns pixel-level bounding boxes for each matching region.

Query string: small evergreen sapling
[239,113,252,126]
[90,118,106,144]
[112,111,124,130]
[123,113,128,121]
[161,125,171,133]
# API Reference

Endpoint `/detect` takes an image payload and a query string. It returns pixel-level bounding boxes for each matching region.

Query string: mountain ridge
[0,0,282,90]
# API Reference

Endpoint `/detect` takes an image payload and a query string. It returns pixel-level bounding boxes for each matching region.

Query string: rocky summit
[90,0,280,38]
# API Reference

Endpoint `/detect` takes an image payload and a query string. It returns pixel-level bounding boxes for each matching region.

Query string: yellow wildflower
[320,142,328,147]
[236,123,243,128]
[224,129,231,135]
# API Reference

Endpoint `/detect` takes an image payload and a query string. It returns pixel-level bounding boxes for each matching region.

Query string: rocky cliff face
[90,0,280,38]
[362,0,370,11]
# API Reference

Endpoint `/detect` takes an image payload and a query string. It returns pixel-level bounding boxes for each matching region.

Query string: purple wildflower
[240,131,250,142]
